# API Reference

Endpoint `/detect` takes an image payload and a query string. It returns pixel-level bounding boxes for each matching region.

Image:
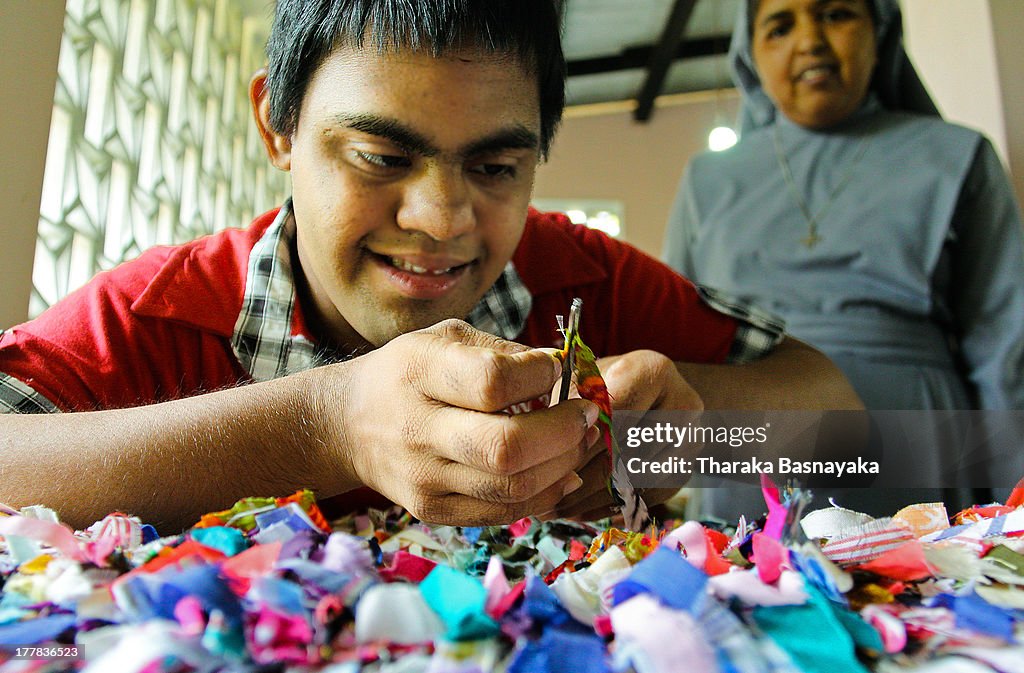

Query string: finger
[411,323,562,412]
[554,451,614,517]
[600,351,703,411]
[408,472,582,526]
[433,445,586,505]
[418,399,600,475]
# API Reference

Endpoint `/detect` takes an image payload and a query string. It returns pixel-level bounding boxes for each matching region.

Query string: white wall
[535,91,740,257]
[0,1,65,329]
[902,0,1024,206]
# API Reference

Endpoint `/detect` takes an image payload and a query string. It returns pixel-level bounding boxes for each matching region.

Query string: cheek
[752,49,787,98]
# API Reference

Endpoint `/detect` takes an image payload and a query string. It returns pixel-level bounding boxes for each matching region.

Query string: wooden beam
[566,34,730,77]
[633,0,699,122]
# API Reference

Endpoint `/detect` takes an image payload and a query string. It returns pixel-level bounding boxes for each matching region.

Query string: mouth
[370,252,476,300]
[386,256,468,276]
[795,64,838,84]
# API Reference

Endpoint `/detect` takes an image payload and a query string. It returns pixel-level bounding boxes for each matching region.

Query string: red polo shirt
[0,207,736,413]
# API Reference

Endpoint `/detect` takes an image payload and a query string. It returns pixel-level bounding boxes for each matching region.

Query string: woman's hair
[265,0,566,159]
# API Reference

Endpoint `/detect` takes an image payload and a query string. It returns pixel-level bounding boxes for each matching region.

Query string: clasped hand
[315,321,703,525]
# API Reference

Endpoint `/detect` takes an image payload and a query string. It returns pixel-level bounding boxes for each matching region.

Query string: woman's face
[751,0,877,129]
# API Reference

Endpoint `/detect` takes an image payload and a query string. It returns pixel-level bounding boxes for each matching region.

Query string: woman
[663,0,1024,514]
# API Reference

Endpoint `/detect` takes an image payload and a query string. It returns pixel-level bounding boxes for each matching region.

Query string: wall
[988,0,1024,205]
[0,0,65,329]
[534,91,740,258]
[899,0,1024,206]
[538,1,1024,258]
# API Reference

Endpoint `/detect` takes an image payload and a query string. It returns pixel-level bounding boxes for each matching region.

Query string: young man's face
[266,46,541,350]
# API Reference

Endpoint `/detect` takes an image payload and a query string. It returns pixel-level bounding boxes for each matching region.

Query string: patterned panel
[33,0,288,317]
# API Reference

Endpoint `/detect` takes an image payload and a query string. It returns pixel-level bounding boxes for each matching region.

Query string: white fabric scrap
[610,593,719,673]
[354,583,444,645]
[708,568,808,607]
[800,503,874,540]
[550,544,631,626]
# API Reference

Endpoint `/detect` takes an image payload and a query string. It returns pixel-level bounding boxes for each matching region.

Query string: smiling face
[253,46,541,351]
[751,0,877,129]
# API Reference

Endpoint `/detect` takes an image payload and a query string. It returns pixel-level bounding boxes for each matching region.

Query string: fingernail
[562,473,583,496]
[584,402,600,428]
[585,424,602,447]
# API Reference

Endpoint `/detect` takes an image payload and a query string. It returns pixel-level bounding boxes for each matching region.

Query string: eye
[763,20,792,40]
[819,3,860,23]
[820,6,857,23]
[470,163,517,179]
[354,150,411,170]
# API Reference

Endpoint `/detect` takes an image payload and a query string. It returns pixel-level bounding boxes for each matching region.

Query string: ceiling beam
[565,33,731,78]
[633,0,699,122]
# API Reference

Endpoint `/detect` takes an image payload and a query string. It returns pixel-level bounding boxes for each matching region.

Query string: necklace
[771,125,869,248]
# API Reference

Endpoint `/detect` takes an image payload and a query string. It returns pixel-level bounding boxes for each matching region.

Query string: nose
[794,16,828,55]
[396,166,476,241]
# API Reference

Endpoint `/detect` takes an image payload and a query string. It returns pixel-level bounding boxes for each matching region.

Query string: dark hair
[265,0,566,159]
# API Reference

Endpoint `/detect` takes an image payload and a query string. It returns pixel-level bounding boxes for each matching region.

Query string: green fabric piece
[419,565,500,642]
[986,545,1024,576]
[752,583,871,673]
[831,603,884,654]
[191,526,248,557]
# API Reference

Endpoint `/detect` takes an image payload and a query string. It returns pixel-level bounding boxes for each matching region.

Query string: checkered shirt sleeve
[0,372,60,414]
[696,285,787,364]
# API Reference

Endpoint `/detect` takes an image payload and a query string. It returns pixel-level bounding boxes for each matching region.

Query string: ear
[250,68,292,171]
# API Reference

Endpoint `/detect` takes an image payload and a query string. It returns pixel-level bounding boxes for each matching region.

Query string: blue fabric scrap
[507,627,611,673]
[0,613,76,646]
[610,546,707,613]
[190,527,248,557]
[419,565,499,642]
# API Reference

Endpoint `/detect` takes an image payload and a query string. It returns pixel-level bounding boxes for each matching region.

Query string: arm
[676,335,863,410]
[553,338,862,519]
[0,321,599,532]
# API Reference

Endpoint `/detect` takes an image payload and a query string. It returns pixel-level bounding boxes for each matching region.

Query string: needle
[557,298,582,403]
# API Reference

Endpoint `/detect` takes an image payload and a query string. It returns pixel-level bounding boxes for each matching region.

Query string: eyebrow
[758,0,856,27]
[332,113,539,158]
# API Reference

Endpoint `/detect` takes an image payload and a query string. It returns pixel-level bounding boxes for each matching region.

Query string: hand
[317,319,601,525]
[554,350,704,521]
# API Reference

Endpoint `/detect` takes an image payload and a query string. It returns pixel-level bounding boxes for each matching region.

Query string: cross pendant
[802,232,821,248]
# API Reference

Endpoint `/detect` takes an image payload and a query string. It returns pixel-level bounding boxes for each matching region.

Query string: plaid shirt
[1,200,783,413]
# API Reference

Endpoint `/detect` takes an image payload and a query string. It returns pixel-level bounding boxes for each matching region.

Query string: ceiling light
[708,126,738,152]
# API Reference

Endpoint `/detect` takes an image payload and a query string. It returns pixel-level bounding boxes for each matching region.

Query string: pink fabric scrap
[0,514,84,562]
[249,607,316,665]
[378,550,437,584]
[861,604,908,653]
[760,475,787,540]
[752,532,789,585]
[508,517,534,539]
[662,521,731,576]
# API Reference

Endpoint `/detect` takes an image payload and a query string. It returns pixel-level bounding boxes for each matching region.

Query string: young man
[0,0,861,532]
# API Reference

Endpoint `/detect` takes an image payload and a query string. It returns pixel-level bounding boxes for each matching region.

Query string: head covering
[730,0,939,132]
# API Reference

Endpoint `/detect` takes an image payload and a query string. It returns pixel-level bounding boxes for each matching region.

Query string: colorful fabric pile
[1,482,1023,673]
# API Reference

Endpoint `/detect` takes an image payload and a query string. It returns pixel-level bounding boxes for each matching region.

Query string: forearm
[675,337,863,410]
[0,369,354,532]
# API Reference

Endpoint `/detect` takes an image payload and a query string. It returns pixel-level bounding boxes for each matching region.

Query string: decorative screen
[33,0,288,317]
